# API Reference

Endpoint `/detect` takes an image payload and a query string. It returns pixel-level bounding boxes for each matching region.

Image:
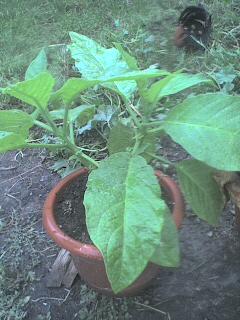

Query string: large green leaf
[151,208,180,267]
[49,105,95,127]
[84,152,166,293]
[50,78,98,104]
[0,110,34,135]
[163,93,240,171]
[177,160,224,225]
[107,122,134,155]
[0,131,27,153]
[25,48,47,80]
[146,72,212,104]
[68,32,137,100]
[3,72,55,109]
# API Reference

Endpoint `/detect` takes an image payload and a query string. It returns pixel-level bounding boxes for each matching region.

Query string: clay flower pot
[43,168,185,296]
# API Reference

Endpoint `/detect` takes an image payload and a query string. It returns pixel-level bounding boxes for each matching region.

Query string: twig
[32,289,71,303]
[5,193,22,208]
[135,302,170,318]
[0,166,19,171]
[129,103,143,118]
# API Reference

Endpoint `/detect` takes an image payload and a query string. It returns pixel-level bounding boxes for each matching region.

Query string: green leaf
[0,110,34,153]
[68,32,137,100]
[146,72,212,104]
[50,78,98,104]
[75,105,95,128]
[163,93,240,171]
[25,48,47,80]
[50,105,95,127]
[151,208,180,267]
[177,160,224,225]
[107,122,134,155]
[0,131,27,153]
[3,72,55,109]
[114,43,165,94]
[100,69,170,82]
[84,152,166,293]
[0,110,34,135]
[138,132,156,162]
[114,43,138,70]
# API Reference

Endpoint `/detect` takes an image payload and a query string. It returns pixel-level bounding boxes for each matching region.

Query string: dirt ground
[1,146,240,320]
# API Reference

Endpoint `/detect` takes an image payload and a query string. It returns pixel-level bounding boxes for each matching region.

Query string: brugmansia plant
[1,32,240,293]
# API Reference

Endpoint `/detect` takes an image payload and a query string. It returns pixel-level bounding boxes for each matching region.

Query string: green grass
[1,0,239,79]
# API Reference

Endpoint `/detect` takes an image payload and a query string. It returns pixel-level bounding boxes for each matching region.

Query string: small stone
[207,231,213,237]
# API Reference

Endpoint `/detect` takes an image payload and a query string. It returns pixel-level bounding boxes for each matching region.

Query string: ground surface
[1,0,240,319]
[1,147,240,320]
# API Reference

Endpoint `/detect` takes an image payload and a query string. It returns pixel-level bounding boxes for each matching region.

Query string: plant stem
[31,110,40,120]
[40,107,62,137]
[146,152,174,166]
[147,125,165,134]
[34,120,53,132]
[63,104,70,138]
[12,90,99,169]
[125,103,142,128]
[69,122,75,144]
[64,138,99,168]
[77,150,99,168]
[143,121,163,127]
[132,133,142,155]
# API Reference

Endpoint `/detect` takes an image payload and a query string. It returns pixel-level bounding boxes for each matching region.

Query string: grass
[0,0,239,78]
[0,0,239,318]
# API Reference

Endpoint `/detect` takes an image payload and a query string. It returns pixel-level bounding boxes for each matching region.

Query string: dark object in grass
[174,4,212,50]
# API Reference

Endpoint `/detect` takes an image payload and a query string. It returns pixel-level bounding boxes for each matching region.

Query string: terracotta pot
[43,168,185,296]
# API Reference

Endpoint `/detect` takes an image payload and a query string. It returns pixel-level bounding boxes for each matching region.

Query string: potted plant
[1,32,240,296]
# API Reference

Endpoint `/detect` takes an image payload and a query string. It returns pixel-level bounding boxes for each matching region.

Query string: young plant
[1,33,240,294]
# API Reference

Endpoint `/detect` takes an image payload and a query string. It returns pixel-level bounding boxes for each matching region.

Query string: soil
[54,173,91,244]
[1,143,240,320]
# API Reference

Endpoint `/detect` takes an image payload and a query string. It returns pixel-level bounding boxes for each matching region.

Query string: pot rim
[43,168,185,260]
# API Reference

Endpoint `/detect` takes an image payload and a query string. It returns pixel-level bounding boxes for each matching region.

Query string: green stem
[146,152,173,166]
[63,104,70,138]
[77,150,99,168]
[132,133,142,156]
[40,107,62,137]
[147,125,165,134]
[64,138,99,168]
[34,120,53,132]
[31,110,40,120]
[10,90,99,169]
[143,121,163,127]
[125,104,142,128]
[69,122,75,144]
